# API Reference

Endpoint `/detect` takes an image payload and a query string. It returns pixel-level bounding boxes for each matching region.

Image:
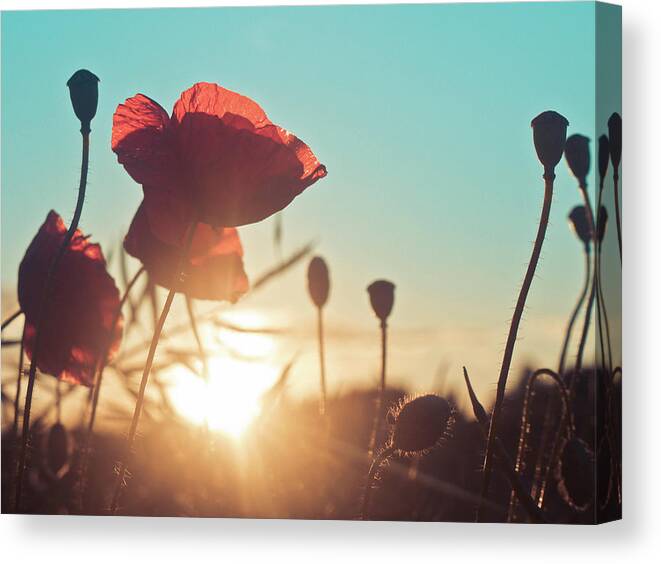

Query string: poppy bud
[598,135,610,183]
[564,134,591,187]
[66,69,99,134]
[597,206,608,243]
[307,256,330,308]
[45,422,72,480]
[531,110,569,176]
[367,280,395,324]
[607,112,622,173]
[568,206,591,248]
[556,437,594,511]
[391,394,453,454]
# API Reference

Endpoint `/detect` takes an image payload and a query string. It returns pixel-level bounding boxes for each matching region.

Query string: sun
[165,316,281,439]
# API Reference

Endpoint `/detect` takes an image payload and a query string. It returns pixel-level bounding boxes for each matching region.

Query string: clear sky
[1,2,621,406]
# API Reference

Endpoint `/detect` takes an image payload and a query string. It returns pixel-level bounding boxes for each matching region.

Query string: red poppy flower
[17,211,123,386]
[112,82,327,246]
[124,201,249,302]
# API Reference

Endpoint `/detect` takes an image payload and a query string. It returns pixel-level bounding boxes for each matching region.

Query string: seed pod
[607,112,622,172]
[367,280,395,324]
[555,437,594,511]
[564,134,591,186]
[307,256,330,308]
[45,422,72,480]
[597,206,608,244]
[598,135,610,183]
[568,206,591,248]
[531,110,569,174]
[390,394,453,454]
[66,69,100,133]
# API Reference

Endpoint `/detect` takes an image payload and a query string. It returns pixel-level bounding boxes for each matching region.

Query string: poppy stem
[361,445,395,520]
[317,306,327,417]
[613,172,622,261]
[14,131,89,513]
[558,246,591,376]
[8,322,26,511]
[367,321,388,461]
[109,222,198,514]
[477,173,554,522]
[75,266,145,513]
[1,309,23,331]
[185,296,209,384]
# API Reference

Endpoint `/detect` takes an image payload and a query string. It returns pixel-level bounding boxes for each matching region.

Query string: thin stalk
[12,324,26,439]
[558,247,592,375]
[76,266,145,512]
[109,221,198,514]
[1,309,23,331]
[367,321,388,460]
[613,172,622,261]
[361,445,395,520]
[14,131,89,513]
[316,307,327,417]
[477,175,554,521]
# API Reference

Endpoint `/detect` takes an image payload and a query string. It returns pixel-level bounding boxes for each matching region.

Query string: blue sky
[1,3,621,402]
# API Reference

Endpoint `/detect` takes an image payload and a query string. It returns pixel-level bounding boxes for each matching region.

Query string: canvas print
[0,2,621,523]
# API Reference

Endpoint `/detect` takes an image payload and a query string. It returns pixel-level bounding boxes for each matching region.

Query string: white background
[1,0,659,561]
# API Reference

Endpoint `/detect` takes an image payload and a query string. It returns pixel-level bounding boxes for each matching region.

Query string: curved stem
[14,131,89,513]
[361,445,395,520]
[477,174,554,521]
[1,309,23,331]
[185,296,209,383]
[508,368,573,520]
[317,307,327,417]
[109,222,198,514]
[613,172,622,262]
[558,248,591,375]
[367,321,388,461]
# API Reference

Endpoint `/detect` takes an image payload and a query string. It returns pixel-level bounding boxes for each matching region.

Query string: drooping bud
[607,112,622,174]
[367,280,395,324]
[390,394,453,454]
[598,135,610,183]
[597,206,608,244]
[531,110,569,176]
[568,206,591,249]
[307,256,330,308]
[555,437,594,511]
[66,69,100,134]
[564,134,591,187]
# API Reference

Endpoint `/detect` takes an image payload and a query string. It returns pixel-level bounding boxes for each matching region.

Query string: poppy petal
[170,82,327,227]
[124,202,249,302]
[17,211,123,386]
[112,94,177,188]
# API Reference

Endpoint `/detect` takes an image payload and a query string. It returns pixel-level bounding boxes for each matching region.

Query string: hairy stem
[317,307,327,417]
[361,445,395,520]
[75,266,145,512]
[110,222,198,514]
[14,131,89,513]
[477,174,554,521]
[367,321,388,461]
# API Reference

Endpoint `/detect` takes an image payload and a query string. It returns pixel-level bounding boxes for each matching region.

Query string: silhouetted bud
[367,280,395,324]
[607,112,622,172]
[568,206,591,248]
[598,135,610,182]
[66,69,99,134]
[391,394,453,454]
[597,206,608,243]
[531,110,569,175]
[45,422,71,480]
[307,256,330,308]
[556,437,594,511]
[564,134,591,186]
